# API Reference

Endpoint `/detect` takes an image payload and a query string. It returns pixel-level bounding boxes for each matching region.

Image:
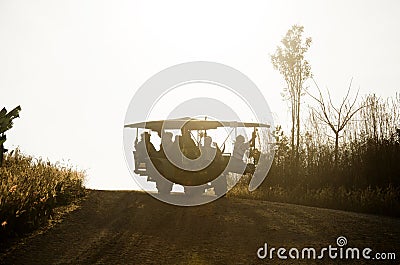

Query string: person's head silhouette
[204,136,212,147]
[235,135,245,144]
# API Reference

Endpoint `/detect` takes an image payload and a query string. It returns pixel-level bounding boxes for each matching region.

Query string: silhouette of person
[200,136,217,164]
[135,132,157,159]
[230,134,256,174]
[159,132,173,158]
[169,135,183,166]
[179,128,200,159]
[232,135,250,161]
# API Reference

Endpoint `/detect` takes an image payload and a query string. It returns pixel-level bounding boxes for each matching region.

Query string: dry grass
[228,94,400,217]
[0,149,86,239]
[228,175,400,216]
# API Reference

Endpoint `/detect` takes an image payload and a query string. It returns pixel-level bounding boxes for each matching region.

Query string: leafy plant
[0,106,21,167]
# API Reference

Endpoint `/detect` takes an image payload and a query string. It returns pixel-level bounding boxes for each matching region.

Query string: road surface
[1,190,399,264]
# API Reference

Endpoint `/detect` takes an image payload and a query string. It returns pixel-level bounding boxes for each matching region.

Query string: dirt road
[1,190,399,264]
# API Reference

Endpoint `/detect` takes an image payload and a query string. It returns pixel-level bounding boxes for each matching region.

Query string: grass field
[0,149,86,239]
[228,175,400,217]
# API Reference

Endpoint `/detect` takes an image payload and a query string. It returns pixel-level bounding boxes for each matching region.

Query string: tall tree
[271,25,312,160]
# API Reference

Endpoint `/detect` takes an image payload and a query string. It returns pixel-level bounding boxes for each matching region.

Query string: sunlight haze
[0,0,399,189]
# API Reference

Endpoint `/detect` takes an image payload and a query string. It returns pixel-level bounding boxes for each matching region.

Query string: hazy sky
[1,0,399,190]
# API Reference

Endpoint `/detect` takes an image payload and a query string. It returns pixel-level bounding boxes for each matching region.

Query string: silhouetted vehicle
[125,117,269,196]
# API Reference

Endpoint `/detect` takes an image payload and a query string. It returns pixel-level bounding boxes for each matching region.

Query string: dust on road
[1,190,399,264]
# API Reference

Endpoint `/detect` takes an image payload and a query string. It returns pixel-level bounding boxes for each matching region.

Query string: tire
[156,179,173,195]
[184,186,204,197]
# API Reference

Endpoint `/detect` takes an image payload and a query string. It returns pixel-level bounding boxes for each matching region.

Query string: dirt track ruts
[1,190,399,264]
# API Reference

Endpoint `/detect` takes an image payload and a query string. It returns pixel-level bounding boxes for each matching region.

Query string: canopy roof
[124,117,270,131]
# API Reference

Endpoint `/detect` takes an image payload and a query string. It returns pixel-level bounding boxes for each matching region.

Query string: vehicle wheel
[213,175,228,196]
[184,186,204,197]
[156,179,173,195]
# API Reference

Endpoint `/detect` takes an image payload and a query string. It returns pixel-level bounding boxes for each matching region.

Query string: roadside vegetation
[0,150,86,240]
[229,93,400,216]
[229,25,400,217]
[0,106,86,243]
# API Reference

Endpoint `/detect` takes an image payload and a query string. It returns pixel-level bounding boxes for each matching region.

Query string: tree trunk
[0,143,4,167]
[291,100,295,157]
[334,132,339,164]
[296,92,301,162]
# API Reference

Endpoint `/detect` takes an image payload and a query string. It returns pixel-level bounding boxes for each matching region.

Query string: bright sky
[1,0,399,190]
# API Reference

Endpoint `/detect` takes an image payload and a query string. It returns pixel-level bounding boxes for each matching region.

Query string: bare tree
[271,25,312,160]
[308,79,364,162]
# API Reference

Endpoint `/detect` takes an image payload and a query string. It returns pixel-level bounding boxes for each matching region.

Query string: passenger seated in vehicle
[231,134,256,174]
[200,136,217,166]
[232,135,250,161]
[158,132,173,158]
[169,135,182,166]
[135,132,158,161]
[179,128,200,159]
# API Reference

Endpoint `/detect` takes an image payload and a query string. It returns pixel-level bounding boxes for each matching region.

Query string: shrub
[0,149,86,239]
